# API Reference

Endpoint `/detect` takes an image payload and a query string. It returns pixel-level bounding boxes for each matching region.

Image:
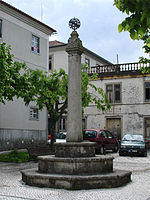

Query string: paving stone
[0,152,150,200]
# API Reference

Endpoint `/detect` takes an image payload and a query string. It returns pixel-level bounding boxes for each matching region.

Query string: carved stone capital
[66,31,84,55]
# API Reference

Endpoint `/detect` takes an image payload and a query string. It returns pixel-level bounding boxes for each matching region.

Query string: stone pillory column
[54,18,96,157]
[66,30,83,142]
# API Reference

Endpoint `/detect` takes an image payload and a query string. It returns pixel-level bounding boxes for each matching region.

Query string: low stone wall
[0,128,47,151]
[38,155,114,175]
[27,145,54,158]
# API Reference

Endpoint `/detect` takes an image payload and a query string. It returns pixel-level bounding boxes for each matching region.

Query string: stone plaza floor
[0,151,150,200]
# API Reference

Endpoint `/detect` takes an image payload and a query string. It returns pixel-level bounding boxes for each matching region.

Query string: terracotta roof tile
[49,40,66,47]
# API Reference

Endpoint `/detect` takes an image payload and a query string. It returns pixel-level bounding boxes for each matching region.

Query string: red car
[83,129,119,154]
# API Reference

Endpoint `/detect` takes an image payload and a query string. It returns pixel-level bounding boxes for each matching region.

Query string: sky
[3,0,148,64]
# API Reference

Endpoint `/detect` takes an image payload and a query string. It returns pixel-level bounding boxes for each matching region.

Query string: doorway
[106,118,121,140]
[144,117,150,149]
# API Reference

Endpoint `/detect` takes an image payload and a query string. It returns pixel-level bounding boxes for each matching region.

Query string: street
[0,151,150,200]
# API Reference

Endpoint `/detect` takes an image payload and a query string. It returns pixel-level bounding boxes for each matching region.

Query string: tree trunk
[49,118,57,145]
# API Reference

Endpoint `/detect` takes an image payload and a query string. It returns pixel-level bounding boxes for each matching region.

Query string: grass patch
[0,150,33,162]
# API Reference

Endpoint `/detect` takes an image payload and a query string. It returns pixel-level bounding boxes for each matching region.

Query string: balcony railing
[86,62,150,76]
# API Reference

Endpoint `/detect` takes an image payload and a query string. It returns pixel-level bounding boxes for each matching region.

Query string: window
[106,130,113,138]
[99,131,107,138]
[106,85,113,103]
[30,107,39,120]
[49,55,53,71]
[114,84,121,102]
[31,35,40,53]
[0,19,2,38]
[106,83,121,103]
[144,82,150,101]
[59,117,66,131]
[85,58,90,67]
[82,118,86,129]
[83,130,97,138]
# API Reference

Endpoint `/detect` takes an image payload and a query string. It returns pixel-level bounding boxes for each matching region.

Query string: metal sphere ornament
[69,17,81,31]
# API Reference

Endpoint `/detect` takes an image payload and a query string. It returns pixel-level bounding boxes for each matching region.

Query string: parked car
[119,134,147,157]
[47,132,67,144]
[47,134,51,144]
[57,132,67,139]
[83,129,119,154]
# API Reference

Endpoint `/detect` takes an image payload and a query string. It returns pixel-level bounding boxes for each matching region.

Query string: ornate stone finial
[66,18,83,55]
[69,17,81,31]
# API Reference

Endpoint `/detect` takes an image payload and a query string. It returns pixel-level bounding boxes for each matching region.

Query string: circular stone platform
[21,142,131,190]
[21,168,131,190]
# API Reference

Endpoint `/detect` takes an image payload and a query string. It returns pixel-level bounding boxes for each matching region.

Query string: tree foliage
[0,42,110,144]
[114,0,150,64]
[0,43,26,104]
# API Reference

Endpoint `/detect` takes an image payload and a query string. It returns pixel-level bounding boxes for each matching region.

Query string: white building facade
[0,1,56,150]
[49,41,112,73]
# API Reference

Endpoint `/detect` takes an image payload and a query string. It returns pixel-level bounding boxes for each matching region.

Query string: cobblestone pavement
[0,152,150,200]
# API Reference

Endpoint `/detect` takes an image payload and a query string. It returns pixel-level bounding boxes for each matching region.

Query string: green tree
[0,43,26,104]
[21,66,110,144]
[114,0,150,64]
[0,42,110,145]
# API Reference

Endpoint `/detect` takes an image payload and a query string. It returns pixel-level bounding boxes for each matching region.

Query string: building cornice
[0,1,56,35]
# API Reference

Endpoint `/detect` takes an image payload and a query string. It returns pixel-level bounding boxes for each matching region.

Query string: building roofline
[83,47,113,65]
[49,43,113,65]
[49,43,67,48]
[0,0,56,35]
[49,40,66,47]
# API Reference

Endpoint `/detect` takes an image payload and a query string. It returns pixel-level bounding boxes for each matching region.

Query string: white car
[56,132,66,143]
[47,132,67,144]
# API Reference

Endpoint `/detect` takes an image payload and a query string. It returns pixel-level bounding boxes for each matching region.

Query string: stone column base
[54,142,96,157]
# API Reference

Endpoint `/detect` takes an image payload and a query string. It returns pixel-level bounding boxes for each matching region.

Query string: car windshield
[122,134,144,142]
[83,130,97,138]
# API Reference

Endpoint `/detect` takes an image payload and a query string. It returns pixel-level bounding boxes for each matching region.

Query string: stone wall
[84,75,150,141]
[0,128,47,151]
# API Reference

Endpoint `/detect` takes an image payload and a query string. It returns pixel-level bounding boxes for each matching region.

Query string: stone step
[21,168,131,190]
[54,142,96,157]
[38,155,114,175]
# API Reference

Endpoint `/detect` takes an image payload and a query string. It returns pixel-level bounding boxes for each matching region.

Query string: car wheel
[95,149,99,154]
[119,150,124,156]
[113,145,118,153]
[100,146,105,155]
[143,151,147,157]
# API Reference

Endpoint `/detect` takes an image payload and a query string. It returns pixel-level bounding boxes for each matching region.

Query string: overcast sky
[3,0,148,64]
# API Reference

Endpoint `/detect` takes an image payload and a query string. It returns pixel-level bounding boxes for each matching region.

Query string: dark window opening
[0,19,2,38]
[85,58,90,67]
[145,82,150,101]
[49,56,52,70]
[59,117,66,131]
[30,107,39,120]
[114,84,120,102]
[106,83,121,103]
